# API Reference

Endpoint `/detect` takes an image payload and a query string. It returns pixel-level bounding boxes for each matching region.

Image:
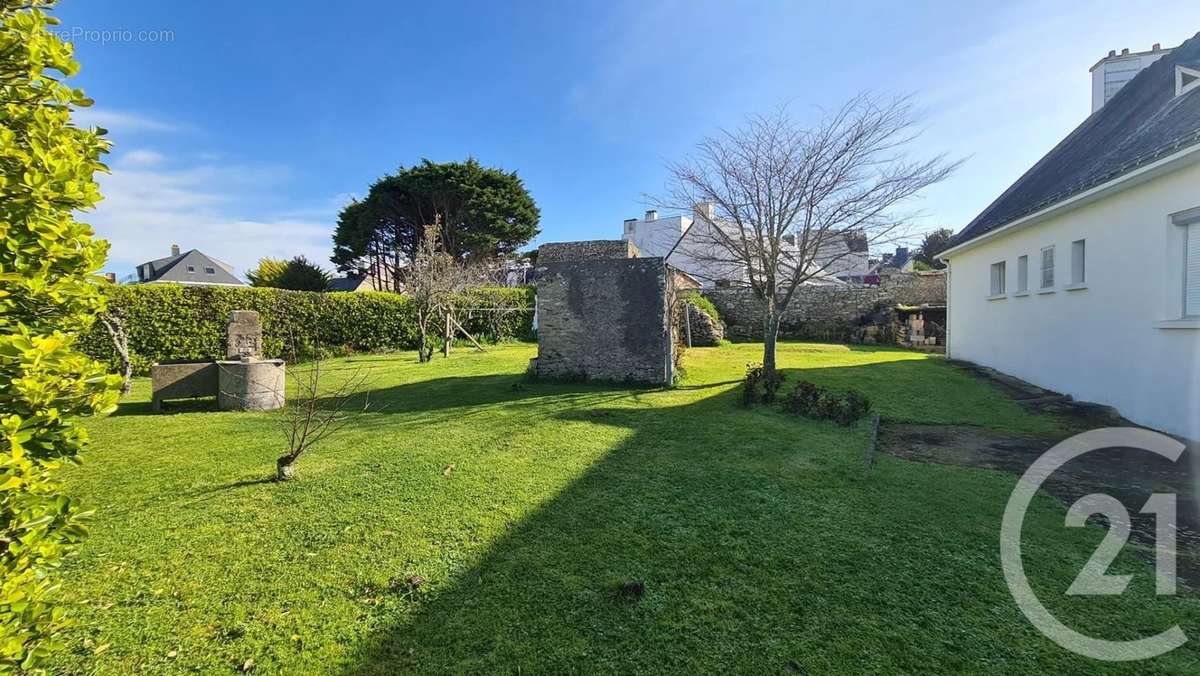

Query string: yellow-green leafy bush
[0,1,121,669]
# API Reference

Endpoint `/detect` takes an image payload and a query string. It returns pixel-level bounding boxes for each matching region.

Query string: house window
[1187,222,1200,317]
[186,265,195,273]
[204,267,216,275]
[1016,255,1029,293]
[1177,66,1200,98]
[1070,239,1086,285]
[1040,245,1055,289]
[990,261,1006,296]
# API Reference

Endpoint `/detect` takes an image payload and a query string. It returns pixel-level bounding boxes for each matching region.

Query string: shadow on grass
[336,369,893,673]
[111,397,218,417]
[335,357,1109,672]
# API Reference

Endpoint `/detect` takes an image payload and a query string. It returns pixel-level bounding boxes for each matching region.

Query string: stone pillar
[226,310,264,361]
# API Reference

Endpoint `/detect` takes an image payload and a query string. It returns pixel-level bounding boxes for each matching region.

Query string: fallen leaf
[442,464,455,477]
[93,643,111,655]
[241,657,255,672]
[167,650,178,659]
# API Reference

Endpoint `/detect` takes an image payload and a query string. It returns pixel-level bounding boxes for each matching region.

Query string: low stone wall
[703,272,945,342]
[535,256,673,384]
[684,304,724,346]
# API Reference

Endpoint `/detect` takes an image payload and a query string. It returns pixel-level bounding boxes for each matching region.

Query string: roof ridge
[950,32,1200,249]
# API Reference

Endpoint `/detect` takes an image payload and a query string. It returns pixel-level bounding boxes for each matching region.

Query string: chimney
[171,243,180,256]
[1092,41,1171,113]
[623,218,636,233]
[644,209,657,222]
[693,202,716,221]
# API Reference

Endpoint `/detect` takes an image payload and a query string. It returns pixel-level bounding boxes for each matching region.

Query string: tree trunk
[99,313,133,394]
[417,312,431,363]
[276,457,297,481]
[762,296,780,380]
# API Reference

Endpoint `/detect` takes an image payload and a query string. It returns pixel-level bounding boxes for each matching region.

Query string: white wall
[946,161,1200,439]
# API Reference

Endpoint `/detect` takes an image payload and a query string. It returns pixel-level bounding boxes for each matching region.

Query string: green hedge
[79,284,534,374]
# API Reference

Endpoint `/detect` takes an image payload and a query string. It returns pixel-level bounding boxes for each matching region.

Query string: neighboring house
[620,205,869,287]
[328,270,392,292]
[135,244,245,286]
[940,35,1200,439]
[870,246,916,277]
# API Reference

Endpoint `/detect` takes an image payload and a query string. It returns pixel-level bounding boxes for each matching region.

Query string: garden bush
[678,290,721,323]
[1,2,123,668]
[742,363,786,406]
[79,284,534,374]
[782,379,872,426]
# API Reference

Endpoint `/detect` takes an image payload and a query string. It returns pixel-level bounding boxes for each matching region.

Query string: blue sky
[55,0,1199,278]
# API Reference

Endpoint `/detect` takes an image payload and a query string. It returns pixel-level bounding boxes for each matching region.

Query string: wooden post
[863,413,881,477]
[449,314,487,352]
[443,311,452,357]
[684,303,693,348]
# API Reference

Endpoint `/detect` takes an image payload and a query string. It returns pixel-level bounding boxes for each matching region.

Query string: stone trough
[150,310,286,412]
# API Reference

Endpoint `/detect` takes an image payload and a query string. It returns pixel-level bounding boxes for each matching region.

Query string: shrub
[1,2,123,669]
[678,290,721,323]
[782,380,872,426]
[742,363,785,406]
[78,285,534,374]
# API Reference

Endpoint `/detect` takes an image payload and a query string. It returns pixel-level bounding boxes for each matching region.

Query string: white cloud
[88,152,345,280]
[73,108,185,134]
[117,149,167,168]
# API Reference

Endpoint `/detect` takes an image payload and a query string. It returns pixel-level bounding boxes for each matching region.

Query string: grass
[50,342,1198,674]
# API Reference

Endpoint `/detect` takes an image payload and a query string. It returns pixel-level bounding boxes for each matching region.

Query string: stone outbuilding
[532,240,691,385]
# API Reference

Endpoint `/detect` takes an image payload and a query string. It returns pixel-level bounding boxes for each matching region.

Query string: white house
[621,205,870,287]
[941,34,1200,440]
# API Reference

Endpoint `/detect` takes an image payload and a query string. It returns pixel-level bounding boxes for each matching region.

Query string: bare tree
[275,357,374,481]
[97,310,132,394]
[655,95,960,379]
[407,219,486,362]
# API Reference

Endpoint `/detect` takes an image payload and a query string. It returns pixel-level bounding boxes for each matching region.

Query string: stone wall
[534,256,674,384]
[538,239,640,264]
[703,271,946,342]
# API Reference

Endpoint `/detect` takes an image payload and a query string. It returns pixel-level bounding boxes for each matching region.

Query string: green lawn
[50,342,1198,674]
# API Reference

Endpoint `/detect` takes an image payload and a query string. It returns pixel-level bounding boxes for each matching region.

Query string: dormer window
[1177,66,1200,97]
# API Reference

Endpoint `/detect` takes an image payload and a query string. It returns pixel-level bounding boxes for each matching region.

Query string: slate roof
[327,274,364,292]
[951,32,1200,248]
[138,249,245,286]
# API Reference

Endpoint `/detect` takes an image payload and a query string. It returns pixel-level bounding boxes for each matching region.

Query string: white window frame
[1040,245,1055,290]
[1177,66,1200,98]
[1016,255,1029,294]
[1156,207,1200,329]
[989,260,1007,298]
[186,265,196,273]
[1068,239,1086,289]
[1183,216,1200,319]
